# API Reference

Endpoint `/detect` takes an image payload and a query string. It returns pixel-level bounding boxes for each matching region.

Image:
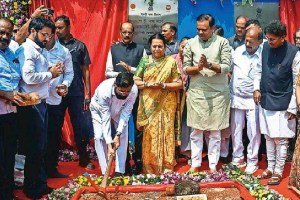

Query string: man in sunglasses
[90,72,138,177]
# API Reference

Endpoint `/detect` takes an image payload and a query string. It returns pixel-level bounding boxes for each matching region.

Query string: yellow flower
[10,16,14,21]
[22,1,27,5]
[28,0,32,4]
[14,2,18,6]
[124,177,129,185]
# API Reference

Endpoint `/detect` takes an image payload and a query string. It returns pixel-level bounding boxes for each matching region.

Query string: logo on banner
[130,4,136,10]
[166,5,171,11]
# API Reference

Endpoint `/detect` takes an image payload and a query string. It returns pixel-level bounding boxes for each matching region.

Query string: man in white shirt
[16,18,62,199]
[45,36,74,178]
[230,26,263,174]
[90,72,138,177]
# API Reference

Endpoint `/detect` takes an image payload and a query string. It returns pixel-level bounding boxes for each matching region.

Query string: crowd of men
[0,6,93,199]
[1,5,300,199]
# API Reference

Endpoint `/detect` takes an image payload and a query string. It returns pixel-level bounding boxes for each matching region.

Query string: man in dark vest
[253,20,300,185]
[105,21,145,175]
[105,21,146,78]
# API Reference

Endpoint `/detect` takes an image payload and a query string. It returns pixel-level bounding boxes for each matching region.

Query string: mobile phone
[46,8,54,16]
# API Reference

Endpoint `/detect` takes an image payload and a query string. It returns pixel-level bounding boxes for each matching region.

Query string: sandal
[257,169,273,179]
[188,167,199,173]
[267,173,282,185]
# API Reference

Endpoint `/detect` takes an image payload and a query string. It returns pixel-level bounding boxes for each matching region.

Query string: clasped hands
[144,81,165,89]
[197,54,209,71]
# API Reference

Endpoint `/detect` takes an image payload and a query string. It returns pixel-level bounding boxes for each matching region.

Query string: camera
[45,8,54,16]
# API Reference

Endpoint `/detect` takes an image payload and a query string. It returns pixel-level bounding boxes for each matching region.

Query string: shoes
[231,160,247,168]
[24,185,53,199]
[244,165,258,175]
[188,167,199,173]
[47,170,69,178]
[42,186,54,195]
[257,169,273,179]
[219,156,230,164]
[267,173,282,185]
[114,172,124,177]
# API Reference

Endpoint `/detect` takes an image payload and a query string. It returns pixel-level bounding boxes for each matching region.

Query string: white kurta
[259,106,296,138]
[90,78,138,174]
[253,51,300,138]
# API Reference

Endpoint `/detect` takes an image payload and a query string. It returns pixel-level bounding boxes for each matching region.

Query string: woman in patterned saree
[134,33,183,174]
[288,71,300,196]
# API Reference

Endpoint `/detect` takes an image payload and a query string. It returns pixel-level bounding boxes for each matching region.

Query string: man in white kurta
[253,20,300,185]
[90,72,138,176]
[230,27,263,174]
[183,14,231,172]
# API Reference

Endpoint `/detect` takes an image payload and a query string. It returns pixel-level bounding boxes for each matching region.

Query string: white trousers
[93,120,128,174]
[190,129,221,170]
[231,108,261,165]
[220,128,230,157]
[265,135,288,175]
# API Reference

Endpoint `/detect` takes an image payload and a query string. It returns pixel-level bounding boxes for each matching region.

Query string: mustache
[0,38,9,44]
[246,46,252,49]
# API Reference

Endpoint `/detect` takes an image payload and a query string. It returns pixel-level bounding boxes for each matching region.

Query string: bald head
[245,26,263,55]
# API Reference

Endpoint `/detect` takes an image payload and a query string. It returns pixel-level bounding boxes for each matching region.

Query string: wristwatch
[208,62,213,69]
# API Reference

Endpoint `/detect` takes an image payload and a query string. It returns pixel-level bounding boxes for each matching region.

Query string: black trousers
[46,95,90,171]
[0,112,18,200]
[17,102,48,197]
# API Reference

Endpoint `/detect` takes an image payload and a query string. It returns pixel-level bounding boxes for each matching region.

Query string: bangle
[144,82,148,88]
[162,83,166,89]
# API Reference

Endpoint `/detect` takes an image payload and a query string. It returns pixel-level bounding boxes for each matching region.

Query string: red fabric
[31,0,129,146]
[280,0,300,43]
[28,0,50,14]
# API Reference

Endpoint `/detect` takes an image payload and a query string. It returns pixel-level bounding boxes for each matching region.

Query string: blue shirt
[45,41,74,105]
[17,39,52,99]
[0,46,21,114]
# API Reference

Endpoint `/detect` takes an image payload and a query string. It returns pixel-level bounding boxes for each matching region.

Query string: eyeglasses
[38,31,53,39]
[121,31,133,35]
[13,29,19,33]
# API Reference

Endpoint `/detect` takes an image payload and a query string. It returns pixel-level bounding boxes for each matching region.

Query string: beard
[34,34,46,48]
[114,88,128,100]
